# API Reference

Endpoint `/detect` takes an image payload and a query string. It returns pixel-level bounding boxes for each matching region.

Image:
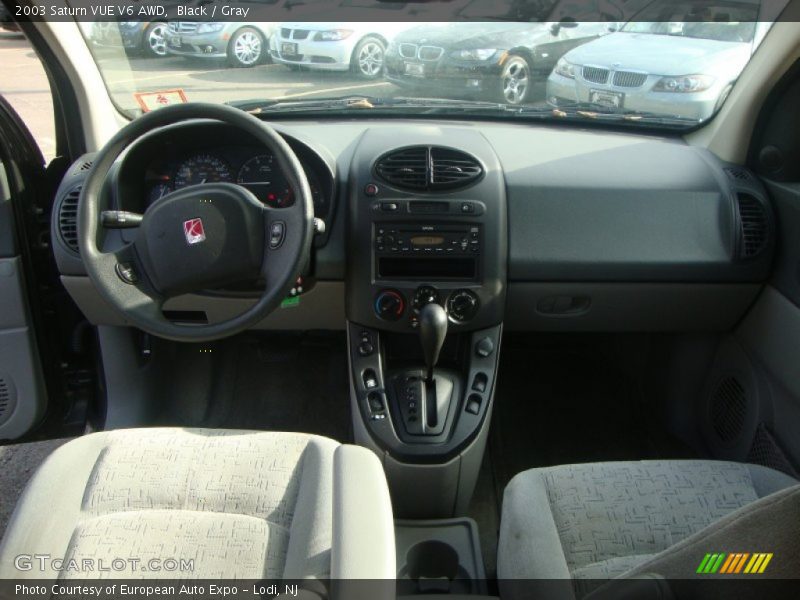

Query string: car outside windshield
[72,0,784,129]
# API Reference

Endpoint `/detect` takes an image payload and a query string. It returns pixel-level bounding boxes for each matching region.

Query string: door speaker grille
[0,375,16,427]
[711,376,747,443]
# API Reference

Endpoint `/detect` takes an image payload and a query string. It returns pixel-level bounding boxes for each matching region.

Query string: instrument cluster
[144,146,328,215]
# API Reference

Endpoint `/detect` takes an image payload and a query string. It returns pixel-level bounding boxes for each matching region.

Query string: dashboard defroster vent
[375,146,483,191]
[736,193,768,259]
[58,185,81,254]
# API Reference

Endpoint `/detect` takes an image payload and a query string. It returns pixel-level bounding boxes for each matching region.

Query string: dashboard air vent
[736,193,768,259]
[375,146,483,191]
[430,147,483,189]
[375,147,429,190]
[58,185,81,254]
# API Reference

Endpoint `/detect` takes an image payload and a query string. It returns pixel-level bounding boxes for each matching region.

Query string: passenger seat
[497,460,800,599]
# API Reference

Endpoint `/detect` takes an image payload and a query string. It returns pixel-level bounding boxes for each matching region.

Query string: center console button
[413,285,440,311]
[475,337,494,358]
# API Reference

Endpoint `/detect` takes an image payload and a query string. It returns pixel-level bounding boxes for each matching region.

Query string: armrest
[331,444,396,579]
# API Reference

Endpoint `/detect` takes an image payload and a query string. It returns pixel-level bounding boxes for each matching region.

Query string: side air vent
[375,147,429,190]
[0,375,16,427]
[736,193,768,259]
[430,147,483,189]
[711,376,747,443]
[724,167,753,183]
[374,146,483,191]
[58,185,81,254]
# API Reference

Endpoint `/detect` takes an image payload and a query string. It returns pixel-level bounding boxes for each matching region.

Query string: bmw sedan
[546,1,773,119]
[384,20,616,104]
[270,22,412,78]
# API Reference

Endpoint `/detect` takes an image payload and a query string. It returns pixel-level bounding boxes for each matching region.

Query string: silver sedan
[546,16,772,121]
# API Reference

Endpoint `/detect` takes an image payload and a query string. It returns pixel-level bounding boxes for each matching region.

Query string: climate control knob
[375,289,405,321]
[447,290,480,323]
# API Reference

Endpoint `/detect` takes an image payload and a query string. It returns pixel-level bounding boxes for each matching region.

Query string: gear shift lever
[419,303,448,384]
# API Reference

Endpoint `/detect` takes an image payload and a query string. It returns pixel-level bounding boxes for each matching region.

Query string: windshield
[69,0,781,129]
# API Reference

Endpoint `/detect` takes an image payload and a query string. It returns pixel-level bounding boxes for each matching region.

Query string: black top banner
[3,0,792,23]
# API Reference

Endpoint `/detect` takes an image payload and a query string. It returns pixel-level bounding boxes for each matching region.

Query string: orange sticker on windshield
[134,89,188,112]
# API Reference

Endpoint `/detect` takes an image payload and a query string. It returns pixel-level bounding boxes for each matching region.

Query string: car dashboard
[50,117,775,333]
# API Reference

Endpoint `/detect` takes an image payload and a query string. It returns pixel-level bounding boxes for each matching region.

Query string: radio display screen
[410,235,445,247]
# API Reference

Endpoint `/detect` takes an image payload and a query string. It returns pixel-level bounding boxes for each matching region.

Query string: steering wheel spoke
[108,242,165,302]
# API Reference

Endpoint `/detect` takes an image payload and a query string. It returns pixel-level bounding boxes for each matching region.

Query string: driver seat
[0,428,395,582]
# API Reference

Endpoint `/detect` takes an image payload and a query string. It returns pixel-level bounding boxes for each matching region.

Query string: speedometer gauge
[237,154,293,208]
[174,154,232,188]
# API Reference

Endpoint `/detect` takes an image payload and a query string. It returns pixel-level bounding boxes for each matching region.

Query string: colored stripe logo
[697,553,773,574]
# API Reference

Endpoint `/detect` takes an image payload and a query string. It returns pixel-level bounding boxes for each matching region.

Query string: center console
[346,127,507,519]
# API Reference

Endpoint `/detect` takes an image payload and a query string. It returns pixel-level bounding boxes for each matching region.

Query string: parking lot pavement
[0,33,56,160]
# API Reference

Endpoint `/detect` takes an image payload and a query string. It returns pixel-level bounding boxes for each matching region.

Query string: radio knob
[447,290,480,323]
[375,290,405,321]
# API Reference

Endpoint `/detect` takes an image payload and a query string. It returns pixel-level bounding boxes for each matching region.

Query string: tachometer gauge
[237,154,293,208]
[174,154,232,189]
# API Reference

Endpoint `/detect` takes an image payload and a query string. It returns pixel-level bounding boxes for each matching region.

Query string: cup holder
[401,540,471,594]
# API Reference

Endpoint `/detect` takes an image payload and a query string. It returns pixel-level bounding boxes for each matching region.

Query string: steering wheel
[78,103,314,342]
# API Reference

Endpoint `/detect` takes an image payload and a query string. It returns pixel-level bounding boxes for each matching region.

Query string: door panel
[0,98,49,441]
[0,258,47,439]
[730,181,800,471]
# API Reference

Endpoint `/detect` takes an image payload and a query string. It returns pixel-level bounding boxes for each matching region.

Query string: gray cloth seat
[0,428,395,582]
[498,460,798,599]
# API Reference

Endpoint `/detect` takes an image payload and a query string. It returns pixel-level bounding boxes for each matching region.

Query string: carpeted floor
[0,437,75,539]
[215,333,353,441]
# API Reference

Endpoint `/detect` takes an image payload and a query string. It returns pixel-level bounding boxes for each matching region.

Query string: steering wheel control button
[447,289,480,323]
[364,183,379,197]
[115,262,139,285]
[269,221,286,249]
[375,289,405,321]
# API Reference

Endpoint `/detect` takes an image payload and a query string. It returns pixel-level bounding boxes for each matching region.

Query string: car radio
[375,223,481,255]
[374,223,481,281]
